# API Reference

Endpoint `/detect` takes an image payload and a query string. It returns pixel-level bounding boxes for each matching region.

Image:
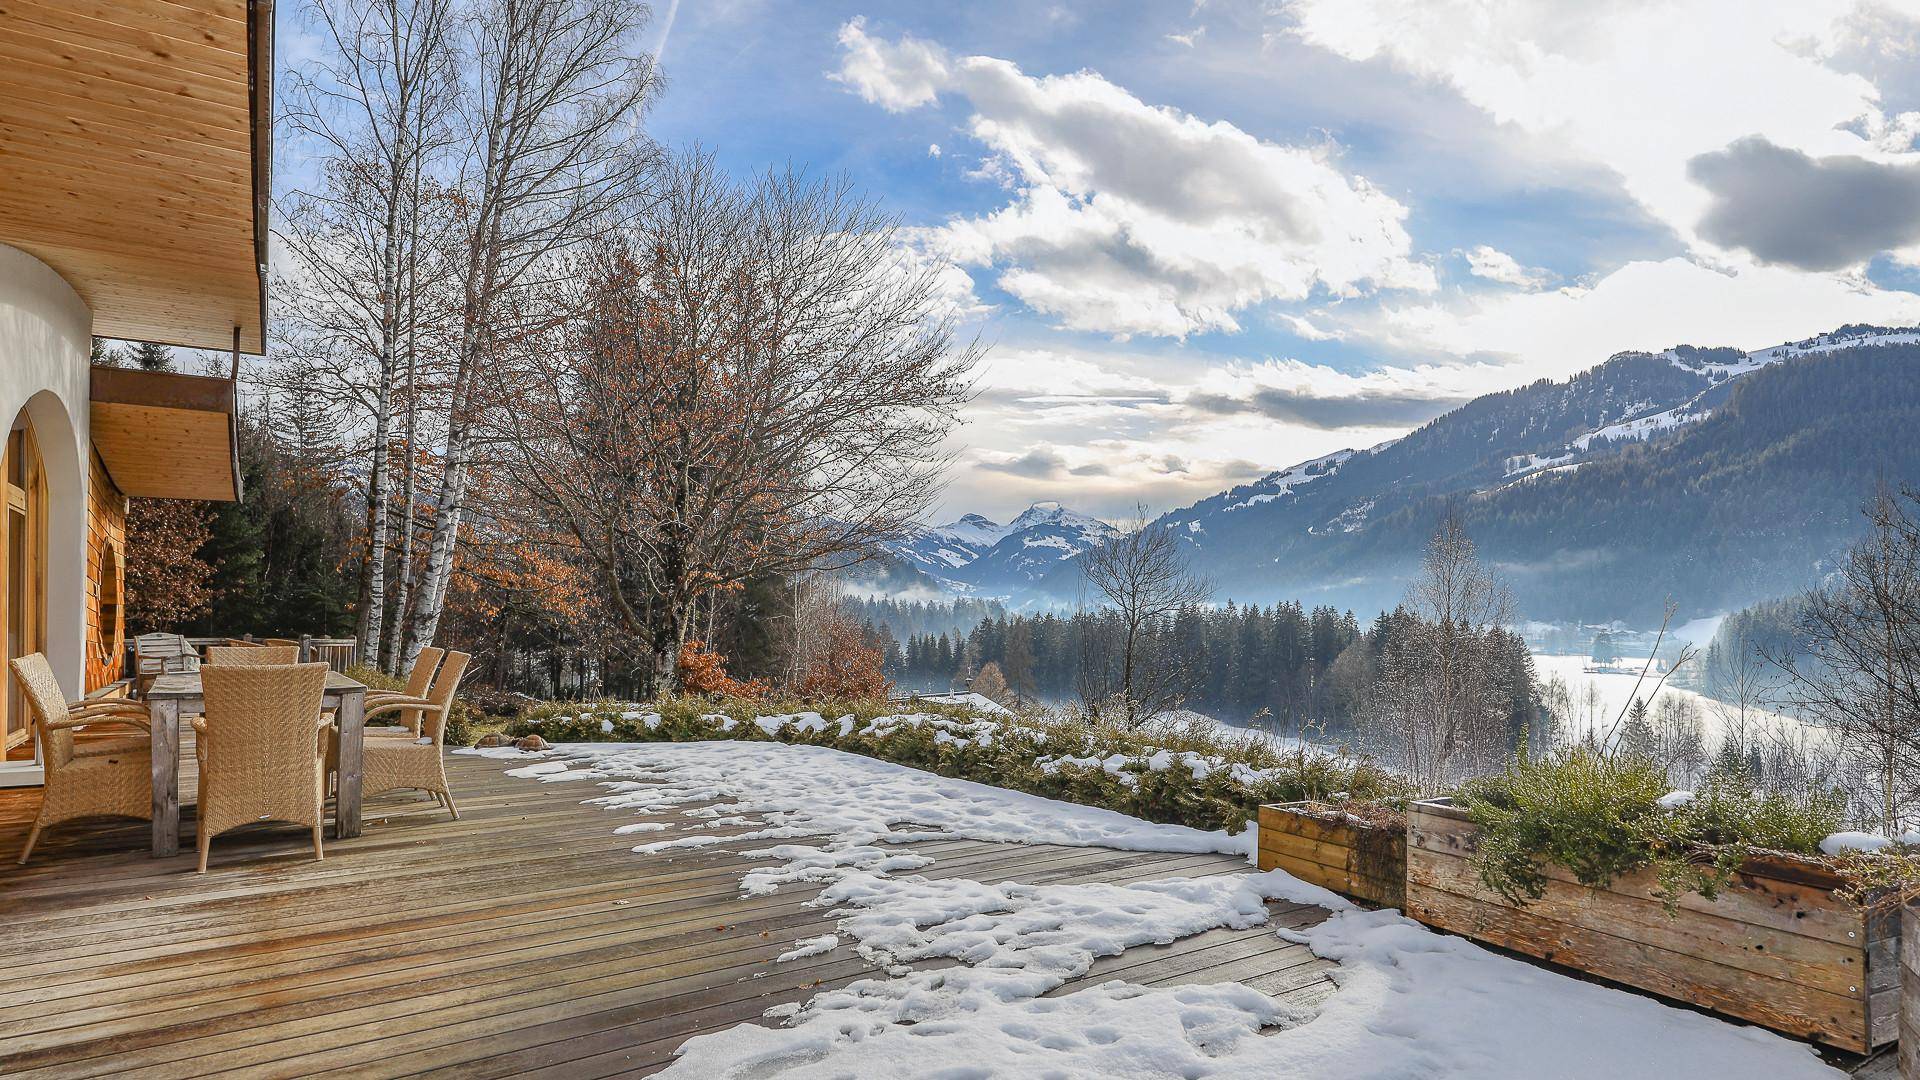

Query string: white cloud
[942,342,1509,517]
[1370,256,1920,373]
[928,142,942,157]
[830,17,948,111]
[1282,0,1920,255]
[834,21,1436,339]
[1283,313,1342,341]
[1463,245,1551,289]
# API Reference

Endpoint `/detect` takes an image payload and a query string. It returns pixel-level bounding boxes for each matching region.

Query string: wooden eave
[89,365,241,502]
[0,0,274,353]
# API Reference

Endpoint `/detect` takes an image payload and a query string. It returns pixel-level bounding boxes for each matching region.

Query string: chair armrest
[68,701,152,722]
[191,717,209,734]
[364,691,427,705]
[364,695,433,711]
[362,700,434,725]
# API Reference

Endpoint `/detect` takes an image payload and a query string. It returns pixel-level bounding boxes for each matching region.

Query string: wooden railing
[128,635,363,686]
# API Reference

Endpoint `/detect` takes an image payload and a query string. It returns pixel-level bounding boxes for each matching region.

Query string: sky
[284,0,1920,524]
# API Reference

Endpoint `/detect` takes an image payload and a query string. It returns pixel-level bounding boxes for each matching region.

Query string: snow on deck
[472,739,1850,1079]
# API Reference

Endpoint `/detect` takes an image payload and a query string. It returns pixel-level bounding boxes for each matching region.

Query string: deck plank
[0,747,1339,1076]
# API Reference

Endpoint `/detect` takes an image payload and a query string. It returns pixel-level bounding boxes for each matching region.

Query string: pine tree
[131,341,174,372]
[1617,697,1656,762]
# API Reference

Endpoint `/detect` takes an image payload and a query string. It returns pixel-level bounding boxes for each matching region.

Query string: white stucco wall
[0,243,94,702]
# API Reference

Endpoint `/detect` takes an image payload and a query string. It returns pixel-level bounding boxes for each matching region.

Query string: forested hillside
[885,600,1538,737]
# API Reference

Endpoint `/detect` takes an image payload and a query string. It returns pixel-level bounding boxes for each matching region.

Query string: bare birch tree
[1078,511,1212,729]
[279,0,458,665]
[402,0,661,669]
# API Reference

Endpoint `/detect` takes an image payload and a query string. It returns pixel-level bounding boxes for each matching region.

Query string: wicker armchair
[192,662,331,873]
[347,650,470,819]
[205,645,299,667]
[364,646,444,738]
[11,653,153,864]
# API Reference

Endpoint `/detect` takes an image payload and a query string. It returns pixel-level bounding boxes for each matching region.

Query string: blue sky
[286,0,1920,522]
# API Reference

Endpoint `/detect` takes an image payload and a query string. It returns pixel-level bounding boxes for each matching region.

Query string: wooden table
[145,670,369,857]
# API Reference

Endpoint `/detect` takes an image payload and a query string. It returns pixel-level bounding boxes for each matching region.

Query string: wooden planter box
[1256,801,1406,909]
[1407,797,1897,1054]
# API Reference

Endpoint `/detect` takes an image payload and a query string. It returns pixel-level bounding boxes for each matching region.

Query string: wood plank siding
[83,451,125,692]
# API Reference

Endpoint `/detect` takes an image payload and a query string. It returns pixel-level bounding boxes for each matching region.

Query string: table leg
[150,698,180,857]
[335,687,365,839]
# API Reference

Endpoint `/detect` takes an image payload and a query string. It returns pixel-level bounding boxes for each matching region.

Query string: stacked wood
[1406,797,1896,1054]
[1257,802,1406,909]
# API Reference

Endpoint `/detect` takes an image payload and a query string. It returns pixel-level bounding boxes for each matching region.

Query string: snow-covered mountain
[865,323,1917,621]
[877,324,1920,620]
[877,502,1116,601]
[884,513,1013,575]
[1118,323,1920,621]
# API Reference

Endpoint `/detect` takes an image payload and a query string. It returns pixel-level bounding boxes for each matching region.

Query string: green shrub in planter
[1460,746,1846,909]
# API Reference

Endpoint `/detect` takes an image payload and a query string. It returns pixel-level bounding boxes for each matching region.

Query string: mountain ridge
[874,324,1920,622]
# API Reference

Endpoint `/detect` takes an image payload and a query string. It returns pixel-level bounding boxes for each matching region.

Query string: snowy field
[1529,652,1822,755]
[466,738,1846,1078]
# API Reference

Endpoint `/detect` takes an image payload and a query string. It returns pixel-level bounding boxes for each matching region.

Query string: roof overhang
[0,0,273,353]
[90,366,241,501]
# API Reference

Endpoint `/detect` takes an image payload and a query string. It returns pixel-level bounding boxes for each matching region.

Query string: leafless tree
[1363,507,1517,793]
[1597,600,1697,751]
[278,0,459,666]
[402,0,663,670]
[1709,621,1776,762]
[492,152,977,692]
[1533,673,1574,752]
[1774,489,1920,833]
[1078,510,1212,728]
[1651,694,1708,786]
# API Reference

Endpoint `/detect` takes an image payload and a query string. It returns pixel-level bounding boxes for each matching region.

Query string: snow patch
[775,934,841,963]
[1821,831,1893,855]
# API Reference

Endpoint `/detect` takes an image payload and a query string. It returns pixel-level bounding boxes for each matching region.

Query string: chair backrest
[9,653,74,768]
[403,647,445,699]
[206,645,299,667]
[305,638,359,672]
[135,633,199,676]
[420,651,471,744]
[262,638,301,648]
[198,663,330,829]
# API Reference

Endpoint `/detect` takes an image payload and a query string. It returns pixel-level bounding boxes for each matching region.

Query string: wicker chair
[205,645,299,667]
[191,662,331,873]
[11,653,154,864]
[347,650,470,819]
[364,646,444,738]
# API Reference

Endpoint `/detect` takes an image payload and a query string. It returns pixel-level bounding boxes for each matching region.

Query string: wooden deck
[0,748,1339,1077]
